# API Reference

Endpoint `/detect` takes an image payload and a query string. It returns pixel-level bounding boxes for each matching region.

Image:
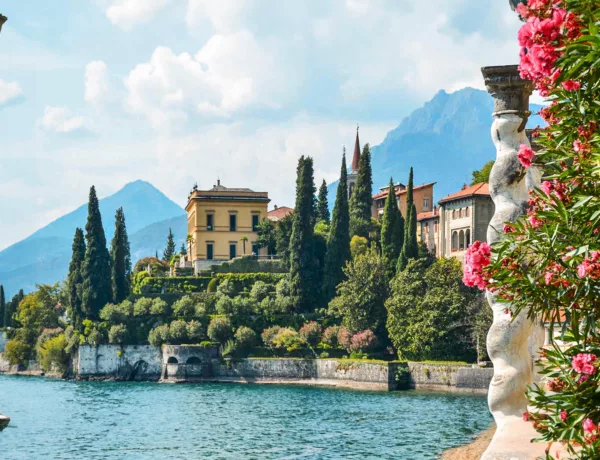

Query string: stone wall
[0,332,7,353]
[405,362,492,392]
[77,345,162,380]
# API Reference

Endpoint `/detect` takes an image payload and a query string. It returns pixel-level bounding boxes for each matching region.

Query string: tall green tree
[322,151,351,302]
[0,285,5,328]
[349,143,373,238]
[5,289,24,329]
[275,213,293,268]
[110,207,131,304]
[380,178,404,275]
[67,228,86,330]
[471,160,494,185]
[81,186,112,320]
[289,156,319,312]
[180,243,187,256]
[317,179,330,224]
[397,167,418,271]
[163,227,176,262]
[256,218,277,255]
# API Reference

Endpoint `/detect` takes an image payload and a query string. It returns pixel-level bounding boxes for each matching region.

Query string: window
[424,198,429,209]
[459,230,465,250]
[452,210,456,219]
[229,214,237,231]
[206,243,214,260]
[459,209,463,218]
[206,214,214,231]
[465,207,470,217]
[252,214,259,232]
[466,229,471,247]
[252,243,259,256]
[229,243,237,260]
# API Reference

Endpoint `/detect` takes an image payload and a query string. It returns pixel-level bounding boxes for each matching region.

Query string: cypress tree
[6,289,24,329]
[67,228,86,330]
[380,178,404,275]
[81,185,112,320]
[349,143,373,238]
[323,151,351,302]
[163,228,176,262]
[289,156,319,312]
[317,179,330,224]
[0,285,5,328]
[397,168,419,272]
[111,207,131,304]
[180,243,187,256]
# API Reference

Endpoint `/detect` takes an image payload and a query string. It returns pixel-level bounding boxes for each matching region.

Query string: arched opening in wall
[459,208,463,218]
[466,207,470,217]
[186,357,202,365]
[451,231,458,251]
[167,357,178,364]
[466,229,471,247]
[452,210,456,219]
[459,230,465,250]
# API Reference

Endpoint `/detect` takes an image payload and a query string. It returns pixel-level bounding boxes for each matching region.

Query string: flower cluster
[517,144,535,168]
[572,353,598,375]
[348,329,378,353]
[463,241,491,290]
[577,251,600,280]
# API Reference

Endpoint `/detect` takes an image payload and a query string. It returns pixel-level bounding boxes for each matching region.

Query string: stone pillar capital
[482,65,533,122]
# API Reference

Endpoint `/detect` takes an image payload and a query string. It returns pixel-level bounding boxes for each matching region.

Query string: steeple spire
[351,124,361,172]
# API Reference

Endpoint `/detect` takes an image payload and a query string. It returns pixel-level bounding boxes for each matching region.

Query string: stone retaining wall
[77,345,162,380]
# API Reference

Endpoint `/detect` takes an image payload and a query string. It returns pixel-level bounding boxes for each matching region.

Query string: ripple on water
[0,375,491,460]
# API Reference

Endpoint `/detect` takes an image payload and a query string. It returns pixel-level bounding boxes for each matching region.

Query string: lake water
[0,375,492,459]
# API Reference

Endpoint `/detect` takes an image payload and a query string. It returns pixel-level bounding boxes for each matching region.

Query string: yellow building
[185,180,270,272]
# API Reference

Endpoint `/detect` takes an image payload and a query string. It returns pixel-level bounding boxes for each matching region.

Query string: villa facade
[371,182,436,219]
[185,180,270,273]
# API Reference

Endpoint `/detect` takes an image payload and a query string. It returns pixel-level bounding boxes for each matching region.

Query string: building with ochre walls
[186,180,270,273]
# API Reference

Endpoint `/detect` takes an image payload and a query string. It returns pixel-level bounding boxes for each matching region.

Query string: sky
[0,0,525,251]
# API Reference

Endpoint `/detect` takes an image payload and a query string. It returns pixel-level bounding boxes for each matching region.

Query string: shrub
[322,326,340,347]
[215,295,236,315]
[275,278,291,298]
[216,273,286,292]
[222,339,236,357]
[261,326,282,346]
[234,326,257,350]
[186,320,204,343]
[169,320,188,344]
[195,301,209,317]
[299,321,322,347]
[150,298,168,316]
[217,278,238,298]
[272,328,306,352]
[100,302,128,324]
[5,339,32,365]
[38,334,69,373]
[148,324,170,346]
[87,329,103,346]
[172,296,196,319]
[133,256,168,275]
[64,326,80,354]
[348,330,378,353]
[136,277,212,294]
[108,324,128,345]
[207,278,218,293]
[133,297,153,316]
[350,235,369,259]
[207,317,232,344]
[337,327,352,350]
[250,281,273,302]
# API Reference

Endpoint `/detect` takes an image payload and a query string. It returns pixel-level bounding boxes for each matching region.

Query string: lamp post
[0,11,10,434]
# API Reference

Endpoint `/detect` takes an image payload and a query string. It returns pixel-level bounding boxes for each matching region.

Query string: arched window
[466,229,471,247]
[466,207,470,217]
[186,357,202,365]
[452,210,456,219]
[459,230,465,250]
[167,357,178,364]
[452,231,458,251]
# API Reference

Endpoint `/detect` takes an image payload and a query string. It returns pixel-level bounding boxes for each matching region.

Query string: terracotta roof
[268,206,293,221]
[417,208,439,222]
[351,129,361,172]
[373,182,437,201]
[438,183,490,204]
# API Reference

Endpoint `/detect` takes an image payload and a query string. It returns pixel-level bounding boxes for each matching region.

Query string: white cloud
[37,106,86,133]
[105,0,170,30]
[85,61,110,105]
[0,79,23,107]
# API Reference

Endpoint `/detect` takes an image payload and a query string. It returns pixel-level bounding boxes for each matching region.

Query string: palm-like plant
[240,236,248,255]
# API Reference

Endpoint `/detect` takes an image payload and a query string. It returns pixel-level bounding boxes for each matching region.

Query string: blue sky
[0,0,524,250]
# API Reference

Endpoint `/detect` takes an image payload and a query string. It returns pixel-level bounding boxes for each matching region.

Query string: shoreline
[440,426,496,459]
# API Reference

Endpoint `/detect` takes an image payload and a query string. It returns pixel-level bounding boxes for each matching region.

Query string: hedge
[136,276,213,294]
[200,256,287,275]
[215,273,286,292]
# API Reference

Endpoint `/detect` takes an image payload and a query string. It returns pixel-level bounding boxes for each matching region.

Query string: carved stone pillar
[481,65,546,459]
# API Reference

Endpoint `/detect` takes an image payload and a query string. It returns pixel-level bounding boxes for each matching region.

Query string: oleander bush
[299,321,322,347]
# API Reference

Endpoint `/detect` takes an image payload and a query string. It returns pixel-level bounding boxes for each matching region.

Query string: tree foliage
[380,178,404,276]
[386,258,477,361]
[323,151,351,302]
[0,285,5,328]
[256,218,277,255]
[163,227,176,262]
[471,160,494,185]
[81,186,112,320]
[317,179,330,224]
[397,168,418,271]
[111,207,131,304]
[67,228,86,330]
[275,213,293,269]
[349,144,373,238]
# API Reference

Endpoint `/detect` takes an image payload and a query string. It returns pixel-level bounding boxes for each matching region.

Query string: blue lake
[0,375,492,459]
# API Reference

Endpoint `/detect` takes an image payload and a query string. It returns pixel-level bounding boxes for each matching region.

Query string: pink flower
[572,353,597,375]
[561,80,581,91]
[578,259,592,278]
[544,271,554,285]
[541,181,553,197]
[560,410,568,422]
[523,411,532,422]
[583,418,597,434]
[518,144,535,168]
[463,241,492,291]
[528,215,543,229]
[516,3,530,18]
[573,139,584,152]
[503,224,514,233]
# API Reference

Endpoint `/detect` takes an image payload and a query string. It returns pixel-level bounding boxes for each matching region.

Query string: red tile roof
[417,208,439,222]
[268,206,293,221]
[438,183,490,204]
[373,182,436,201]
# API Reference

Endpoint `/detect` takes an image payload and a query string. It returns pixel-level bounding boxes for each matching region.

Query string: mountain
[329,87,544,207]
[0,180,186,297]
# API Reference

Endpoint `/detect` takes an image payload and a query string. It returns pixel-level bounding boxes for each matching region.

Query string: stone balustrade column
[481,65,546,459]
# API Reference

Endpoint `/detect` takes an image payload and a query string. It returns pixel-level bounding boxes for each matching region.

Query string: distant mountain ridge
[328,87,543,207]
[0,180,186,297]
